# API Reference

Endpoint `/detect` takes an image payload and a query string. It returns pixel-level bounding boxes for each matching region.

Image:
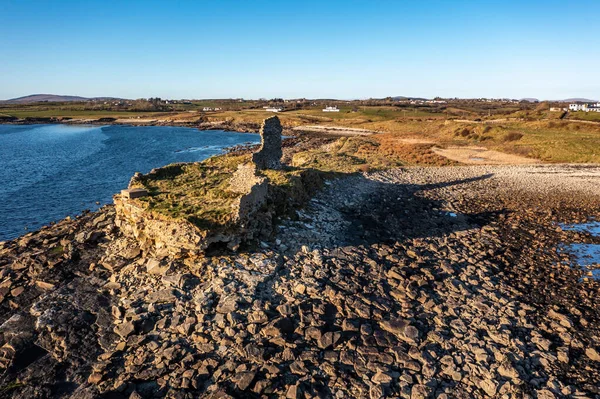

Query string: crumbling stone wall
[114,195,210,257]
[115,116,292,254]
[229,163,265,195]
[252,116,283,170]
[228,116,284,241]
[229,163,268,226]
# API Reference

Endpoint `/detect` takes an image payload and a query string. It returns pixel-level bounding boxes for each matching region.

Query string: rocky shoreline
[0,118,349,140]
[0,117,263,134]
[0,163,599,398]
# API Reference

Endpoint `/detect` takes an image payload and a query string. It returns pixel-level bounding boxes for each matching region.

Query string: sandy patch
[114,118,159,124]
[395,137,437,145]
[293,125,376,136]
[433,146,540,165]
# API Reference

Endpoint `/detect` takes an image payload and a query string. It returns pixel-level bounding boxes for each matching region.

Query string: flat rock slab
[121,188,149,199]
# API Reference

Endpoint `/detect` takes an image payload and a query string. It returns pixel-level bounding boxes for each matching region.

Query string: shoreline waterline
[0,124,260,241]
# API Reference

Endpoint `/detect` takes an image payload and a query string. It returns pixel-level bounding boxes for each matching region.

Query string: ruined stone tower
[252,116,283,170]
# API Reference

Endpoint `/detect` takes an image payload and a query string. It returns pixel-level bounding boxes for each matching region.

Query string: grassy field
[202,107,447,128]
[568,111,600,122]
[131,155,249,228]
[436,121,600,163]
[2,101,599,164]
[291,135,455,173]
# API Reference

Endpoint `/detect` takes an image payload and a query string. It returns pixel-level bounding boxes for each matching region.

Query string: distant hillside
[560,98,597,103]
[520,98,539,103]
[391,96,428,101]
[3,94,125,104]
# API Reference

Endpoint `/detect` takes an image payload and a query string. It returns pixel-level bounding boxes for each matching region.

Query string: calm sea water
[0,124,260,241]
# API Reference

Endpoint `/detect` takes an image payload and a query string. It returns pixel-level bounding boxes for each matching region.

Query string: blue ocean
[0,124,259,241]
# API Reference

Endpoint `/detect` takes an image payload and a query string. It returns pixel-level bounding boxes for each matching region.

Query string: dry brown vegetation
[291,136,455,173]
[3,99,600,163]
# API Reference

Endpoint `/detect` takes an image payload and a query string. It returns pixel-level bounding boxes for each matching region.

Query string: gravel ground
[277,165,600,251]
[0,165,599,398]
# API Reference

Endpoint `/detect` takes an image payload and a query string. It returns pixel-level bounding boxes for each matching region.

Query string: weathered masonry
[114,116,286,255]
[252,116,283,170]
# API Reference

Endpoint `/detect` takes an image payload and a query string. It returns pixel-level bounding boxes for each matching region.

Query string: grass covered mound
[128,153,323,232]
[127,135,455,233]
[129,155,247,230]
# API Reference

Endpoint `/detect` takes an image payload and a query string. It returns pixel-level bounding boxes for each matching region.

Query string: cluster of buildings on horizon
[262,105,341,113]
[568,102,600,112]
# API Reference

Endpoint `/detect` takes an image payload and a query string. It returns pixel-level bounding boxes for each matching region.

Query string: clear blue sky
[1,0,598,100]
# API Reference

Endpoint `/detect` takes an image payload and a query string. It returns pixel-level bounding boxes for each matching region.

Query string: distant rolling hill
[519,98,539,102]
[560,98,597,103]
[2,94,125,103]
[391,96,428,101]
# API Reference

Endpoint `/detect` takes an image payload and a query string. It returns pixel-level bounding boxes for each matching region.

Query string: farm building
[569,103,600,112]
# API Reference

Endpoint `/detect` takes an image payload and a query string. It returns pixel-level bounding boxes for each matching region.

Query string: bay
[0,124,259,241]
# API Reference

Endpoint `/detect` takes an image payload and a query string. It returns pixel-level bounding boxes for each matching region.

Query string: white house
[323,106,340,112]
[569,103,588,111]
[202,107,214,112]
[266,107,283,112]
[569,102,600,112]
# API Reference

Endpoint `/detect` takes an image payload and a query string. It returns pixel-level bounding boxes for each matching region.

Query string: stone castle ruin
[251,116,283,170]
[229,116,283,233]
[115,116,285,254]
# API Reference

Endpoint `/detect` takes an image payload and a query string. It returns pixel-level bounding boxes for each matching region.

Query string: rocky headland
[0,118,599,398]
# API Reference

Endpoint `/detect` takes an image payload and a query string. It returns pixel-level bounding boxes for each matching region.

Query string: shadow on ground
[272,172,498,254]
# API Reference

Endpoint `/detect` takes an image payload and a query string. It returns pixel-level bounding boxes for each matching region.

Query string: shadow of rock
[276,172,496,253]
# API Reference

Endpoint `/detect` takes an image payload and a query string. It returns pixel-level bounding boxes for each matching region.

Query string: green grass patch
[131,153,316,230]
[49,245,65,256]
[507,125,600,163]
[446,122,600,163]
[132,155,248,229]
[568,111,600,122]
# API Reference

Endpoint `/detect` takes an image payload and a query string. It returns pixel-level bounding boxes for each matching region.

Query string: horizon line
[2,93,599,102]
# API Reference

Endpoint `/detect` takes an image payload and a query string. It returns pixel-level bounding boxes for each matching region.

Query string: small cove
[0,124,260,241]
